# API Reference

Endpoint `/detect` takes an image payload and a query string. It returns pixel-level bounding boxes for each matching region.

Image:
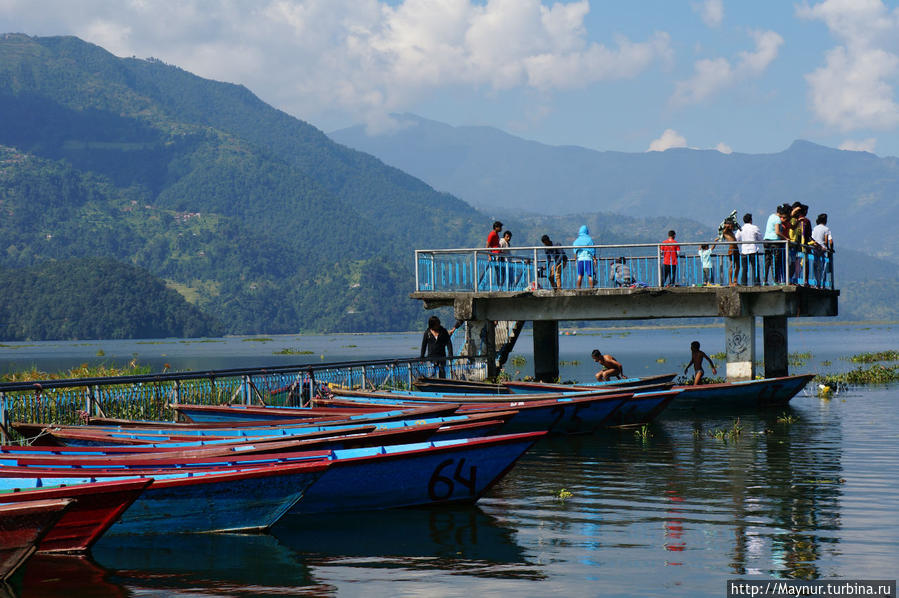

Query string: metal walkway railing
[415,241,835,293]
[0,355,487,439]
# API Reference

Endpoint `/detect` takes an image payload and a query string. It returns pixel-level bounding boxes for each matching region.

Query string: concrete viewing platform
[412,242,839,382]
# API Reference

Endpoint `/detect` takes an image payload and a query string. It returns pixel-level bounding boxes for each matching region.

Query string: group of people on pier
[484,203,833,290]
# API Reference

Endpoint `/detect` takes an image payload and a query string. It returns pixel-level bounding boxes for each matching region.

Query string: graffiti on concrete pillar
[727,329,750,358]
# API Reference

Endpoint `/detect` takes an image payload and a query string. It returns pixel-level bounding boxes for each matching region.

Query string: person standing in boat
[684,341,717,385]
[420,316,453,378]
[591,349,624,381]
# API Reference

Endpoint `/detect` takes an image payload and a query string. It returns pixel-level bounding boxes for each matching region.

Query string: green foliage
[0,258,223,340]
[846,350,899,363]
[815,364,899,386]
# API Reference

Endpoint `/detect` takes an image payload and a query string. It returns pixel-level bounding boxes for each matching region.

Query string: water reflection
[273,505,542,581]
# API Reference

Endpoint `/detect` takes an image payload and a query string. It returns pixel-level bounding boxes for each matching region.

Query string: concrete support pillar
[532,320,560,382]
[725,316,756,381]
[464,320,497,379]
[763,315,789,378]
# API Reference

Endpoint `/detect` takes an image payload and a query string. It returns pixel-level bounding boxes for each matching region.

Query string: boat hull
[669,374,815,410]
[0,499,72,580]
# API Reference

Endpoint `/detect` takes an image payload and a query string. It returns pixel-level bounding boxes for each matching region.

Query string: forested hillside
[0,34,486,337]
[0,258,222,340]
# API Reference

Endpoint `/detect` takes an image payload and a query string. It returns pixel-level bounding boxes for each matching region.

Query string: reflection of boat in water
[273,505,537,577]
[92,532,317,591]
[17,554,126,598]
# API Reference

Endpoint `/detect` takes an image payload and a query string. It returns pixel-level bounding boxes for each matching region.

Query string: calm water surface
[5,324,898,597]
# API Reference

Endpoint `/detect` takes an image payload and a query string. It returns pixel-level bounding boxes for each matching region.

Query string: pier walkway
[412,241,838,382]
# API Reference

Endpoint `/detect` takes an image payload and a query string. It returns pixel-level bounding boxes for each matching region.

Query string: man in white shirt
[737,213,762,285]
[811,213,833,288]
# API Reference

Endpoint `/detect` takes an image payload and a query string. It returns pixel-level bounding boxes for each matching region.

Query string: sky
[2,0,899,157]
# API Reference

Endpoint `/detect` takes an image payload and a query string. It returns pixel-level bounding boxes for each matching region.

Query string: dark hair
[503,231,512,238]
[427,316,441,330]
[690,341,700,350]
[541,234,551,244]
[743,213,752,223]
[591,349,601,359]
[668,230,676,237]
[778,203,791,215]
[700,244,709,249]
[816,213,827,225]
[493,221,503,229]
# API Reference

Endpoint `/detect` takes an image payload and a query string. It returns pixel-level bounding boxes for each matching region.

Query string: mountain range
[331,114,899,263]
[0,34,895,340]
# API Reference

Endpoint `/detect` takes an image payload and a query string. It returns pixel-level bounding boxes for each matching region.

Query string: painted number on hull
[428,458,478,500]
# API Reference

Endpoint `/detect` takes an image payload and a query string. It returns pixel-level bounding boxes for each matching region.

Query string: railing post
[0,392,6,444]
[407,360,413,389]
[86,385,95,418]
[656,244,663,287]
[173,380,181,406]
[415,250,420,291]
[533,247,539,289]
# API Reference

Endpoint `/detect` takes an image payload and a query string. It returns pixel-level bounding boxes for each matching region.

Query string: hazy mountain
[331,114,899,263]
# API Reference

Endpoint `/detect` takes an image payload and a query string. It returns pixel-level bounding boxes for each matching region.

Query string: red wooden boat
[0,499,73,580]
[0,479,151,553]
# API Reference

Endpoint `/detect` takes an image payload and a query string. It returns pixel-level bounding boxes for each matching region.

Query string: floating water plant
[557,488,573,500]
[846,350,899,363]
[242,337,273,342]
[776,412,798,424]
[634,424,652,441]
[815,364,899,386]
[511,355,527,367]
[708,418,743,442]
[274,348,314,355]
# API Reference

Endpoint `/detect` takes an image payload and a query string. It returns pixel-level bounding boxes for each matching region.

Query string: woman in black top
[420,316,453,378]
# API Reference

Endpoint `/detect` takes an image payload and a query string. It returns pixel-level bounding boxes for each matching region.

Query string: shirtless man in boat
[684,340,717,385]
[591,349,624,381]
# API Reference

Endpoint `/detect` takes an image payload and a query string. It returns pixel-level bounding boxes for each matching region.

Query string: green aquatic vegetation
[814,363,899,386]
[274,348,314,355]
[820,360,832,367]
[343,344,358,348]
[656,357,666,363]
[557,488,573,500]
[96,349,105,357]
[708,418,743,442]
[178,339,224,344]
[634,424,652,442]
[1,361,151,383]
[511,355,527,367]
[788,352,812,366]
[558,360,580,366]
[777,412,799,424]
[845,350,899,363]
[242,337,274,342]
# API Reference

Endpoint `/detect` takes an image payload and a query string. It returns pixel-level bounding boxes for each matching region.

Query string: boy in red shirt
[661,230,680,287]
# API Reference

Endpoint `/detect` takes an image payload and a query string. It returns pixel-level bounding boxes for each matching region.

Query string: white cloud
[693,0,723,28]
[0,1,673,129]
[715,142,733,154]
[647,129,687,152]
[671,29,783,106]
[798,0,899,131]
[839,138,877,152]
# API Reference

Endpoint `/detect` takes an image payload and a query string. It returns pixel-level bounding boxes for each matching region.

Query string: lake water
[5,323,898,597]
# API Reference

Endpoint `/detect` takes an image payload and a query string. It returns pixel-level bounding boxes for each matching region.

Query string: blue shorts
[577,260,593,277]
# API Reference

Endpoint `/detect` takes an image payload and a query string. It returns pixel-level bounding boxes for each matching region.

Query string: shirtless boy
[591,349,624,381]
[684,341,717,385]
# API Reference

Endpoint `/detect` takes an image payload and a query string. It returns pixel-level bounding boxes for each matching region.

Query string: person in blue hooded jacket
[572,225,598,288]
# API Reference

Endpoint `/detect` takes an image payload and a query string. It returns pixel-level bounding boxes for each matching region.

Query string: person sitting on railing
[811,213,833,289]
[572,225,597,289]
[610,257,633,287]
[420,316,453,379]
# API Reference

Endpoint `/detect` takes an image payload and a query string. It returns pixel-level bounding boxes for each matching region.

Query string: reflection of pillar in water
[664,488,685,565]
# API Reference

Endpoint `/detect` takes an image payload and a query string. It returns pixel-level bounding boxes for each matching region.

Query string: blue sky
[2,0,899,156]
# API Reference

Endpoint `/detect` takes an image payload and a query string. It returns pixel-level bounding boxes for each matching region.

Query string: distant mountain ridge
[331,114,899,263]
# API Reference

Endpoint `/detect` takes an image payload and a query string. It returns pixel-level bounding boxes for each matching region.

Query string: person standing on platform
[763,206,782,285]
[541,235,567,290]
[721,220,739,286]
[661,230,680,287]
[572,225,597,289]
[420,316,453,378]
[737,214,762,285]
[485,221,503,289]
[811,213,833,288]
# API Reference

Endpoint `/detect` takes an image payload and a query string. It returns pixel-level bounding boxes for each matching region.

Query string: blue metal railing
[415,241,835,292]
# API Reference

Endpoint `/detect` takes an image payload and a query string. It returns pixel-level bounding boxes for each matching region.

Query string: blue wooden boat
[0,462,330,534]
[171,403,458,424]
[314,391,638,434]
[413,373,677,394]
[604,389,683,426]
[669,374,814,410]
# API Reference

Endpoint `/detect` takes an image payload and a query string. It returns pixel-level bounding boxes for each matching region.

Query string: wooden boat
[669,374,815,410]
[0,498,73,580]
[89,405,406,426]
[0,461,330,534]
[413,372,678,394]
[0,479,150,554]
[315,391,637,434]
[17,412,497,447]
[0,433,544,519]
[604,389,682,426]
[170,403,459,424]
